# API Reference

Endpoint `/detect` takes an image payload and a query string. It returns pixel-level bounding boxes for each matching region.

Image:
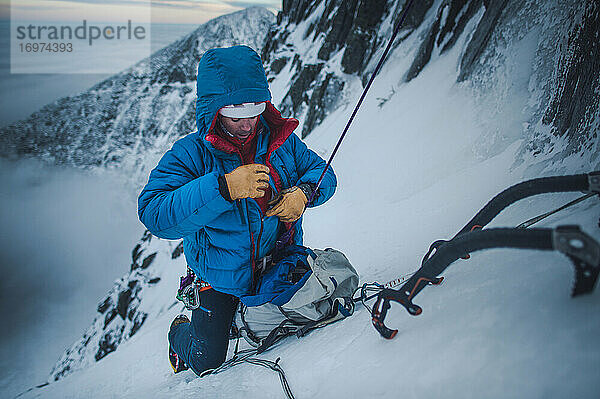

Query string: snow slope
[16,3,600,398]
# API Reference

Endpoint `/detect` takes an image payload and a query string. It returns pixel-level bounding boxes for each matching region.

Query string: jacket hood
[196,45,272,134]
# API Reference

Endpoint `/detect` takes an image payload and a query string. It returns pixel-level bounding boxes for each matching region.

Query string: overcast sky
[1,0,280,24]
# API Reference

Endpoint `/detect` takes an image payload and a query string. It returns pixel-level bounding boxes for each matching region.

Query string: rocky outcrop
[50,230,183,381]
[392,0,598,163]
[304,73,345,135]
[406,0,481,81]
[457,0,510,81]
[340,0,388,74]
[264,0,435,137]
[540,1,599,156]
[315,0,359,62]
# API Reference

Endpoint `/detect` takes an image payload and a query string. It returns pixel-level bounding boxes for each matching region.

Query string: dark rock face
[140,252,157,270]
[341,0,387,74]
[131,244,143,268]
[265,0,440,137]
[129,313,148,337]
[97,297,112,314]
[285,63,325,115]
[270,57,290,74]
[264,0,378,136]
[95,328,122,361]
[406,0,483,82]
[541,1,599,155]
[395,0,435,32]
[117,288,134,319]
[317,0,358,61]
[283,0,323,24]
[303,73,345,137]
[104,308,118,329]
[171,242,184,259]
[458,0,510,81]
[50,230,184,381]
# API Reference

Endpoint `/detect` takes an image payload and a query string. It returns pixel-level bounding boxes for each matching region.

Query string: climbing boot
[168,314,190,373]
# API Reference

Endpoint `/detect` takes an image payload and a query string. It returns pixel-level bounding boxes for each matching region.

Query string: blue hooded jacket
[137,46,337,297]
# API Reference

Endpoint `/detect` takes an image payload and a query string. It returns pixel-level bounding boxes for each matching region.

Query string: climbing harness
[176,268,213,314]
[367,172,600,339]
[175,268,296,398]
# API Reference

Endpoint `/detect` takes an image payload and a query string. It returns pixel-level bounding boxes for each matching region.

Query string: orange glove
[265,186,308,222]
[224,164,270,200]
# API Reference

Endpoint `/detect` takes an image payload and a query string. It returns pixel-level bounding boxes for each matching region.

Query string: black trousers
[168,288,238,375]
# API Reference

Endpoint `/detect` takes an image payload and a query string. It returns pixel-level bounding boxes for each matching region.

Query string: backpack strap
[236,303,263,347]
[296,298,355,337]
[257,319,299,354]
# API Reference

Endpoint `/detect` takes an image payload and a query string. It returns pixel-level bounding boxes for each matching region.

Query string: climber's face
[219,115,259,140]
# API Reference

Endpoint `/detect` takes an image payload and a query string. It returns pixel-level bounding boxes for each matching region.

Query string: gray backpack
[235,247,359,352]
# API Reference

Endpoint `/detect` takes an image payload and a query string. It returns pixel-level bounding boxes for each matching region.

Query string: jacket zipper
[245,200,257,293]
[256,215,264,260]
[246,200,266,294]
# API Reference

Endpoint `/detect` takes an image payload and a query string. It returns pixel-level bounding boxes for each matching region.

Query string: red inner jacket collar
[217,120,260,163]
[205,102,298,159]
[204,102,299,215]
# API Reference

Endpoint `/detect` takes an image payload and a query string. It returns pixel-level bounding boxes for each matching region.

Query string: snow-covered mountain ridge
[0,7,275,188]
[1,1,597,178]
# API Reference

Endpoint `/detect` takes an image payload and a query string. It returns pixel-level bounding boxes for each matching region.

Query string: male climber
[137,45,336,374]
